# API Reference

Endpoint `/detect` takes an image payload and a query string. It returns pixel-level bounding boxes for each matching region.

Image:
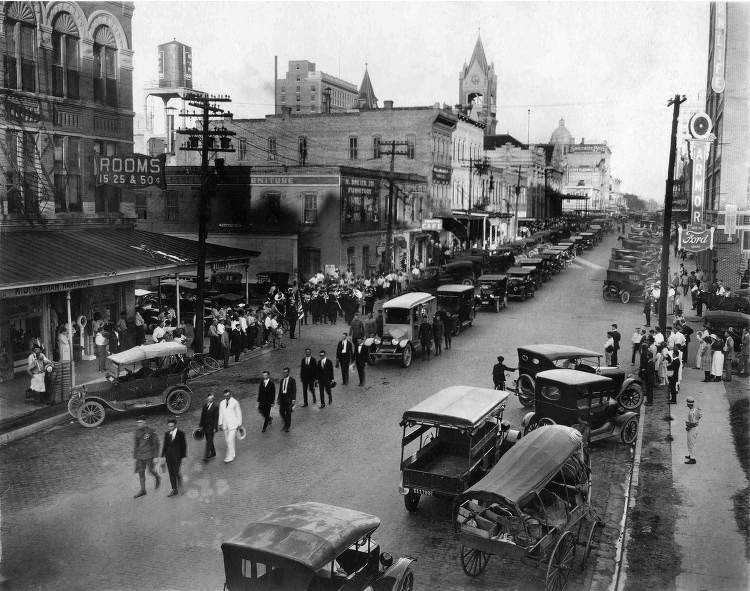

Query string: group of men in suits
[256,368,297,432]
[334,334,369,387]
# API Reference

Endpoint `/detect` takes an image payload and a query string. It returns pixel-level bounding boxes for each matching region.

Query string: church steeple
[357,64,378,110]
[459,35,498,135]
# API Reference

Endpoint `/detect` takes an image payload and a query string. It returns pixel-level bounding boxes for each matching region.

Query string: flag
[296,290,304,321]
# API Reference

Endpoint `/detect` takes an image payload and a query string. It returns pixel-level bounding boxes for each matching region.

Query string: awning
[439,216,468,240]
[0,228,260,298]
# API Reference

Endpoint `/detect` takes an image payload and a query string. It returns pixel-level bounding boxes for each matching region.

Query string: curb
[608,398,647,591]
[0,411,69,446]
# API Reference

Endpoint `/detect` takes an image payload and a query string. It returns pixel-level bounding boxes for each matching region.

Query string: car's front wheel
[620,416,639,445]
[401,344,413,368]
[618,385,643,411]
[78,400,106,428]
[166,388,192,414]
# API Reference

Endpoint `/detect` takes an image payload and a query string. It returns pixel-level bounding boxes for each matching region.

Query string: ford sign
[678,224,715,253]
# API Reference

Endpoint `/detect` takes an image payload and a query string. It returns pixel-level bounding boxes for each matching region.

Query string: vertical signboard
[711,2,727,94]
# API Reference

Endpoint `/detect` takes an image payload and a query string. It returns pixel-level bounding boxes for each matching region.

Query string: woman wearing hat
[26,344,50,403]
[710,333,724,382]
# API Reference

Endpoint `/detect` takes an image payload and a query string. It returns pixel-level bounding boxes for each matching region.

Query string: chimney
[383,100,394,110]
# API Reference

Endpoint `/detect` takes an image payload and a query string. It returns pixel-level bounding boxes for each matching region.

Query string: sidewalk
[670,362,749,590]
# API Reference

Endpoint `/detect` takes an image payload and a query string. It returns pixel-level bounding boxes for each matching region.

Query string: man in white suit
[218,388,242,463]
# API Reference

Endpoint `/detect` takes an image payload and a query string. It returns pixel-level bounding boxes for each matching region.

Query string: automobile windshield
[438,295,460,311]
[385,308,410,324]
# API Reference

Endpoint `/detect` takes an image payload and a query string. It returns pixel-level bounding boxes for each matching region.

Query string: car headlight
[373,337,381,345]
[399,339,409,348]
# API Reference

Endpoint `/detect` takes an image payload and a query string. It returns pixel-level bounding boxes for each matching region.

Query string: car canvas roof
[437,284,475,294]
[382,292,434,309]
[518,344,600,360]
[403,386,509,428]
[107,342,188,364]
[506,267,533,275]
[478,274,507,281]
[462,425,583,505]
[536,368,614,387]
[222,502,380,571]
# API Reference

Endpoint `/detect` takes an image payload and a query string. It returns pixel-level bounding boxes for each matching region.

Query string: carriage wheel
[460,545,490,577]
[67,393,83,419]
[618,385,643,411]
[188,359,203,379]
[77,400,106,428]
[398,567,414,591]
[580,521,601,571]
[517,374,536,408]
[620,416,639,445]
[403,491,420,512]
[166,388,192,414]
[546,531,576,591]
[203,356,222,372]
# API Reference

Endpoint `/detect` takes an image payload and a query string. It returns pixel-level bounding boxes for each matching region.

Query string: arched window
[3,2,36,92]
[92,25,117,107]
[51,12,80,98]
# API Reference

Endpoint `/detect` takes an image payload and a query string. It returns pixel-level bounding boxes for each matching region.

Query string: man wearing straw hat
[684,397,701,465]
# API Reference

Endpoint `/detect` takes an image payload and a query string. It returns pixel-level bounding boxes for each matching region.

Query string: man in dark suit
[335,332,353,385]
[258,370,275,432]
[278,367,296,432]
[317,350,334,408]
[161,417,187,497]
[353,338,369,386]
[199,393,220,460]
[611,323,621,366]
[300,347,317,407]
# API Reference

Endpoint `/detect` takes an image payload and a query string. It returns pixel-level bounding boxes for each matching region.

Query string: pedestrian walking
[349,312,365,342]
[335,332,353,385]
[317,350,335,408]
[723,329,735,381]
[258,370,275,433]
[278,367,296,432]
[432,314,444,356]
[443,313,454,350]
[133,415,161,498]
[610,323,621,365]
[684,397,701,464]
[218,388,242,463]
[300,348,317,406]
[419,317,433,361]
[353,338,369,386]
[630,327,643,364]
[161,418,186,497]
[199,393,219,460]
[492,356,517,391]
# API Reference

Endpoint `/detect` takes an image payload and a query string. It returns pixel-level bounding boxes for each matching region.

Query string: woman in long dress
[694,330,706,369]
[701,335,714,381]
[710,335,725,382]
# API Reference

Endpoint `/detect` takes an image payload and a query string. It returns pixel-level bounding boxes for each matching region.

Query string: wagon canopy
[221,502,380,571]
[463,425,583,505]
[107,342,188,365]
[403,386,509,428]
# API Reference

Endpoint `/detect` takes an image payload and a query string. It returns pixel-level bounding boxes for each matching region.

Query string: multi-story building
[0,2,254,387]
[275,59,359,115]
[698,2,750,286]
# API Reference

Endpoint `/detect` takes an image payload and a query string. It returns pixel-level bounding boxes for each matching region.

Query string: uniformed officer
[684,397,701,464]
[133,415,161,498]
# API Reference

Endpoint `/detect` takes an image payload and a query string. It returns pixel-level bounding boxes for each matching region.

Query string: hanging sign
[679,117,715,253]
[678,224,715,253]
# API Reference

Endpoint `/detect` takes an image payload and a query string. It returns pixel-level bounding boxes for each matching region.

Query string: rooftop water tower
[158,39,192,89]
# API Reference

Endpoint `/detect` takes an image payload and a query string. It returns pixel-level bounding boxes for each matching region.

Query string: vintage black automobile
[506,267,536,301]
[67,342,193,428]
[517,258,549,285]
[437,284,477,334]
[221,501,415,591]
[602,269,649,304]
[540,250,564,274]
[512,344,644,411]
[487,247,516,274]
[477,274,508,312]
[521,369,640,446]
[438,261,478,286]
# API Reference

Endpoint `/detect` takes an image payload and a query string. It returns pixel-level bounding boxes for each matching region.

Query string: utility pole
[514,165,522,239]
[379,140,409,273]
[177,93,235,354]
[658,94,686,330]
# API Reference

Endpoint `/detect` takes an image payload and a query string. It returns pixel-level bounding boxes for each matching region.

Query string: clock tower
[458,34,498,134]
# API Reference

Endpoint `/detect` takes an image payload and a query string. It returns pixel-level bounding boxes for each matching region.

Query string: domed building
[550,117,574,146]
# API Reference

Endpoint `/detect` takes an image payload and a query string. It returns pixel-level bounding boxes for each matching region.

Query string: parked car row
[603,228,662,304]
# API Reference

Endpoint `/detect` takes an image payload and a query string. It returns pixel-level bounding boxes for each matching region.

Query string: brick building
[696,2,750,287]
[139,165,427,279]
[275,59,359,115]
[0,2,255,386]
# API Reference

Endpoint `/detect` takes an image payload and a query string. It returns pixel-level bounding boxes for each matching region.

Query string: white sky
[132,1,710,200]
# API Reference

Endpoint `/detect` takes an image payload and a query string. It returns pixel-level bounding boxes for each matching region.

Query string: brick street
[0,233,645,591]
